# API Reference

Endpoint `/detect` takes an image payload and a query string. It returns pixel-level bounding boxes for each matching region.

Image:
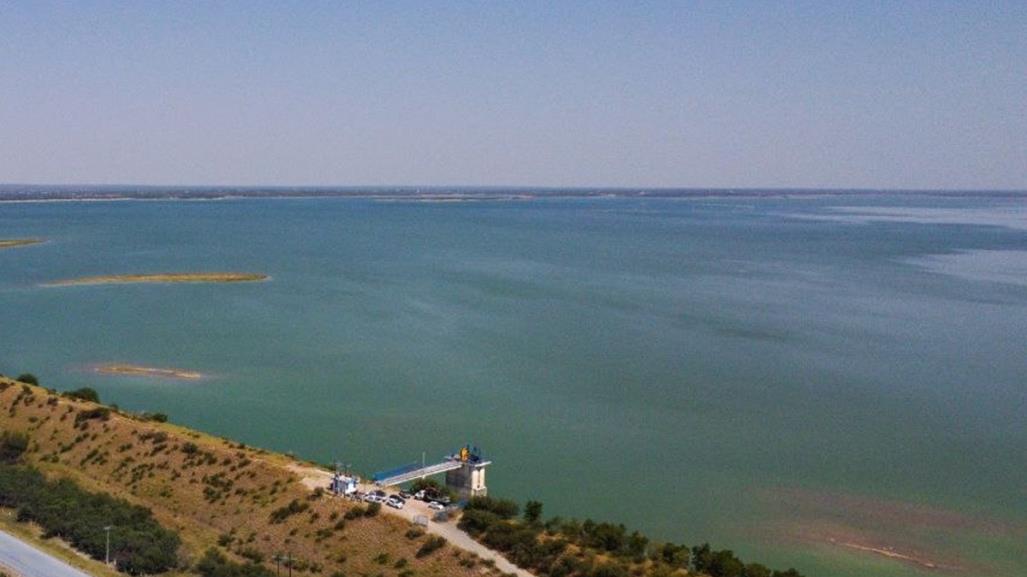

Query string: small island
[93,364,205,380]
[44,272,268,286]
[0,238,44,250]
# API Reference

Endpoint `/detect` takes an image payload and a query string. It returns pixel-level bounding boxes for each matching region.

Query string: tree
[744,563,771,577]
[524,500,543,523]
[692,543,713,573]
[15,374,37,386]
[708,549,744,577]
[654,542,689,568]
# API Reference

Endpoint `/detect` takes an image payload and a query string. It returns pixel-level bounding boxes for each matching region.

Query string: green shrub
[15,373,38,386]
[416,535,446,558]
[0,432,29,463]
[196,548,274,577]
[64,387,100,403]
[74,407,110,425]
[239,547,264,563]
[466,496,519,519]
[269,499,309,523]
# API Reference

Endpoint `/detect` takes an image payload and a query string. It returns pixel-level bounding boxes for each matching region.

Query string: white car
[386,496,405,509]
[427,501,445,511]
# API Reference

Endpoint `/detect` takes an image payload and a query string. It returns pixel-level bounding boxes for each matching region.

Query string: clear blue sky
[1,1,1024,189]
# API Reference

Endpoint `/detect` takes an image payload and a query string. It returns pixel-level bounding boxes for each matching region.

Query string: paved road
[0,530,94,577]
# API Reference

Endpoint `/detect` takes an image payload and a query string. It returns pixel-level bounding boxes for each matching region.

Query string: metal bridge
[371,445,490,489]
[372,459,465,487]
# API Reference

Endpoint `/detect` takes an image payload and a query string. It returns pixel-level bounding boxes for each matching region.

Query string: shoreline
[43,272,268,286]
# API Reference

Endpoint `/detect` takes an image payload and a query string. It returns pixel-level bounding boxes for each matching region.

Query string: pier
[372,445,491,499]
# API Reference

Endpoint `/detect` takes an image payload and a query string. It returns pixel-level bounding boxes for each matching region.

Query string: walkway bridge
[372,459,464,487]
[371,445,492,498]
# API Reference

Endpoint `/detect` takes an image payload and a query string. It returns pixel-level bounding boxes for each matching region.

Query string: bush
[15,374,38,386]
[416,535,446,558]
[74,407,110,426]
[269,499,309,523]
[364,502,381,517]
[458,509,501,536]
[466,496,519,519]
[196,548,275,577]
[0,432,29,463]
[239,547,264,563]
[64,387,100,403]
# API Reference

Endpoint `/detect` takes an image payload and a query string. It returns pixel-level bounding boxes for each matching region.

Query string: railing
[373,460,464,486]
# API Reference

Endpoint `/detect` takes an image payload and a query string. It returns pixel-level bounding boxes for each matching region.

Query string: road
[0,530,94,577]
[289,464,536,577]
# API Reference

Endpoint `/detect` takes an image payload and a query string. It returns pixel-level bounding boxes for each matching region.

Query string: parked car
[414,490,427,501]
[399,490,413,499]
[386,496,405,509]
[427,501,445,511]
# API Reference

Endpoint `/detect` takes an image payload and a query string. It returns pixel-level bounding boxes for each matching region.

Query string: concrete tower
[445,445,491,501]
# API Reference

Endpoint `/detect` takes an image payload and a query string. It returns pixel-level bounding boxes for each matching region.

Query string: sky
[1,1,1024,190]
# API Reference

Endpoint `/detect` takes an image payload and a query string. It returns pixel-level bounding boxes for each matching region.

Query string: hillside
[0,376,503,577]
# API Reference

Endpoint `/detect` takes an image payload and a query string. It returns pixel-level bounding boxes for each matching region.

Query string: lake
[1,193,1024,576]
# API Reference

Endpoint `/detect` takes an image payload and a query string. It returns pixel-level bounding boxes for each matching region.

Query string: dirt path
[287,464,536,577]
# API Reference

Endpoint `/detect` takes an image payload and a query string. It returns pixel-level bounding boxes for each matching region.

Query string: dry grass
[0,377,498,577]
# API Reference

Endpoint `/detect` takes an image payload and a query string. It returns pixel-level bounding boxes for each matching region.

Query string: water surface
[1,194,1024,576]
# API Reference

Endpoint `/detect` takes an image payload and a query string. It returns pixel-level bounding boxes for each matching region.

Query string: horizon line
[2,183,1026,194]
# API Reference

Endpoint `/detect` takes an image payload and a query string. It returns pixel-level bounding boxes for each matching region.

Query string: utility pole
[103,526,112,565]
[273,552,282,576]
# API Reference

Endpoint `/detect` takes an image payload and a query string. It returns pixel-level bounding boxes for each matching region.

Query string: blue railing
[372,462,420,482]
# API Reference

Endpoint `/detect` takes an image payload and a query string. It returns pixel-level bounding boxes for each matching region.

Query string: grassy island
[0,239,44,250]
[44,272,268,286]
[94,364,205,380]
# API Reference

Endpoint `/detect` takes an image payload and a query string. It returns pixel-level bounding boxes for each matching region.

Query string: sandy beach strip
[0,238,44,250]
[43,272,268,286]
[93,364,205,380]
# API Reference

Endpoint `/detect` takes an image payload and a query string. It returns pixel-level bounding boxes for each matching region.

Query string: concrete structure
[372,444,492,501]
[445,445,491,500]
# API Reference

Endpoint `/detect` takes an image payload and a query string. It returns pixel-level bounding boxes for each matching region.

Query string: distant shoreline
[93,363,205,380]
[43,272,268,286]
[0,186,1024,204]
[0,239,44,250]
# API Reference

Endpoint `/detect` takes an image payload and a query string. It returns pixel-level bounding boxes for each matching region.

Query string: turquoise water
[1,195,1025,576]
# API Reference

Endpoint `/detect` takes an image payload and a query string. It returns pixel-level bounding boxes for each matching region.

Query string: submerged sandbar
[94,364,205,380]
[45,272,268,286]
[0,238,44,249]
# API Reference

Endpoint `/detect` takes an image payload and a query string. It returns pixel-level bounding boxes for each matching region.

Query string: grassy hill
[0,376,500,577]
